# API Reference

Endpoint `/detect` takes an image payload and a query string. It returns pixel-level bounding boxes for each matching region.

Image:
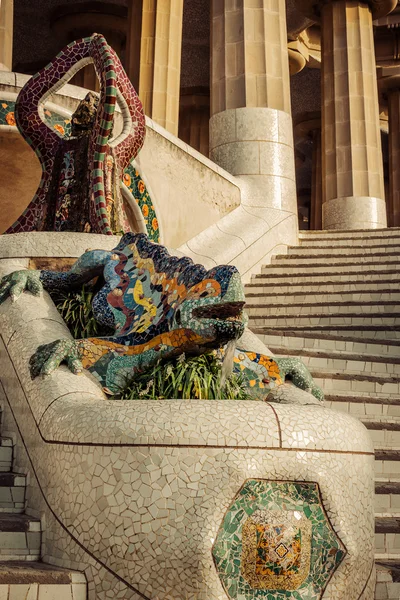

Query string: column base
[322,196,387,230]
[209,107,297,214]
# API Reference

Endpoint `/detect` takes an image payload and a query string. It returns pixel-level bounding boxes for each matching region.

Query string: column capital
[288,39,308,75]
[296,0,396,22]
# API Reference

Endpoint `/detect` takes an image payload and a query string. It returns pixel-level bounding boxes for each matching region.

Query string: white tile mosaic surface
[0,245,376,598]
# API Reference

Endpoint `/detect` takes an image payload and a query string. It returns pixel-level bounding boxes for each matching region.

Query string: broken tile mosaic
[212,480,346,600]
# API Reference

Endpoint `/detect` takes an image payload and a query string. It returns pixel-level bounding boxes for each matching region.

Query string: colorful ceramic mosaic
[212,480,346,600]
[5,34,146,235]
[219,348,323,401]
[1,97,159,240]
[0,100,72,135]
[0,233,322,399]
[122,163,159,242]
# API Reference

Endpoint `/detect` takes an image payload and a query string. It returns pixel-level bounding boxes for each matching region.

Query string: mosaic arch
[0,98,159,242]
[212,480,346,600]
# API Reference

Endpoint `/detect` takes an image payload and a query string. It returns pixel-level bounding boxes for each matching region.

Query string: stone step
[313,371,400,397]
[376,479,400,513]
[251,325,400,341]
[299,227,400,241]
[325,394,400,419]
[248,279,400,294]
[270,346,400,367]
[375,515,400,557]
[301,235,400,248]
[0,514,41,561]
[0,473,26,514]
[375,448,400,480]
[252,330,400,358]
[245,291,400,305]
[272,253,400,267]
[261,261,400,276]
[0,439,13,473]
[252,271,400,285]
[246,302,400,318]
[277,352,400,377]
[0,562,87,599]
[375,562,400,600]
[287,244,400,256]
[249,312,400,329]
[362,418,400,450]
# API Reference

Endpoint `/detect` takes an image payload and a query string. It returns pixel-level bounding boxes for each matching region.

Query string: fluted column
[294,112,322,230]
[126,0,184,136]
[311,128,323,229]
[321,0,387,229]
[210,0,297,219]
[211,0,291,114]
[380,73,400,226]
[0,0,13,71]
[388,90,400,226]
[179,90,210,156]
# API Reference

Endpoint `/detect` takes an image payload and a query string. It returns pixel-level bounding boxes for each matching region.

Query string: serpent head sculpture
[7,33,145,235]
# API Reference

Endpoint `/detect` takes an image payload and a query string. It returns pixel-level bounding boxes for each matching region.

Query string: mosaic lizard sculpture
[7,33,145,235]
[0,234,323,401]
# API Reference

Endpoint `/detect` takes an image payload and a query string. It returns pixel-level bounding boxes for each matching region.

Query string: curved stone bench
[0,236,375,600]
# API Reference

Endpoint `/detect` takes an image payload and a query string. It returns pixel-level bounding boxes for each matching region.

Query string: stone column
[388,90,400,226]
[294,112,322,230]
[0,0,13,71]
[210,0,298,218]
[311,128,322,229]
[126,0,184,136]
[179,89,210,156]
[381,73,400,227]
[319,0,394,229]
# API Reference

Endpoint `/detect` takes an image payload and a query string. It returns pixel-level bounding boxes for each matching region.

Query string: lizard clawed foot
[0,271,43,304]
[29,339,83,378]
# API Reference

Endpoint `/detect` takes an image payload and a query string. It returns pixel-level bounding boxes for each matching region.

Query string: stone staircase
[0,413,86,598]
[245,227,400,599]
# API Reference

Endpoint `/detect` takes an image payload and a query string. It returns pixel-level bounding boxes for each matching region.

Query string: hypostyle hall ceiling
[14,0,315,112]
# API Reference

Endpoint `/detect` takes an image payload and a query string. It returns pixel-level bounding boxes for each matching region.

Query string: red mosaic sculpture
[7,34,146,235]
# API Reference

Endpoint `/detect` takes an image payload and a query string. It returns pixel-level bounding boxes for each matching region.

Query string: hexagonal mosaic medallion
[212,480,346,600]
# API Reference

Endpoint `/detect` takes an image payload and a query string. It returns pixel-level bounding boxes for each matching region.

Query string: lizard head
[171,266,246,347]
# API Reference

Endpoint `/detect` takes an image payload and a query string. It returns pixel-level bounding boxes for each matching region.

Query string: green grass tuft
[50,284,114,339]
[118,352,252,400]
